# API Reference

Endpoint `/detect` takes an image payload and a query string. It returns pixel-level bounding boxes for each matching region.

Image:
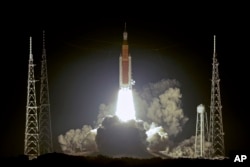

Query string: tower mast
[24,37,40,160]
[209,35,225,158]
[39,30,53,154]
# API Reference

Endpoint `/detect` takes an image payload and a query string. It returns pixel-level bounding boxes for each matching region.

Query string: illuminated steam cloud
[145,122,169,152]
[140,79,180,102]
[95,103,115,126]
[164,135,196,158]
[163,135,211,158]
[136,79,188,137]
[58,79,190,158]
[58,125,98,155]
[147,87,188,136]
[135,79,188,154]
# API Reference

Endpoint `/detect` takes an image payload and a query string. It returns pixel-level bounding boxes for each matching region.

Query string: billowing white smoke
[58,103,115,156]
[147,87,188,136]
[58,125,98,155]
[145,122,168,152]
[136,79,188,154]
[164,135,196,158]
[140,79,180,102]
[95,103,115,126]
[58,79,191,158]
[162,135,211,158]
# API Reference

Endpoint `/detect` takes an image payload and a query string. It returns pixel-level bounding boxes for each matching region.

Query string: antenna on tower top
[29,36,33,60]
[43,31,45,50]
[42,30,46,57]
[124,22,127,32]
[213,35,216,57]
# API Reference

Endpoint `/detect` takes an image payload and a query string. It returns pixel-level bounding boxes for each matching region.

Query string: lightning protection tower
[209,35,225,158]
[195,104,209,158]
[39,31,53,154]
[24,37,40,160]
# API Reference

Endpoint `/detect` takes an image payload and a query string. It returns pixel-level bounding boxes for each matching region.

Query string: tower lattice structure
[209,35,225,158]
[39,31,53,154]
[24,37,40,160]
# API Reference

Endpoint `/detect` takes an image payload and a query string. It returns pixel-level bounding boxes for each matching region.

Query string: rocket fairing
[119,25,133,89]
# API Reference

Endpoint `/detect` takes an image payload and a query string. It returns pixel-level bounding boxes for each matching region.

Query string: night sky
[1,3,249,157]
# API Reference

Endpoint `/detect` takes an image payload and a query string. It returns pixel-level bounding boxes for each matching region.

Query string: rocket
[119,23,133,89]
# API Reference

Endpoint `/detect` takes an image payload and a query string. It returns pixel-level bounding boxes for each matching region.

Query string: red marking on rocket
[120,24,132,89]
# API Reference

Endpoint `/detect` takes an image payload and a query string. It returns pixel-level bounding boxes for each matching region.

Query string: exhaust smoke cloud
[58,79,195,158]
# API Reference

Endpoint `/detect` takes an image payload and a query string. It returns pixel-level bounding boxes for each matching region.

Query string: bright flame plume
[115,88,136,122]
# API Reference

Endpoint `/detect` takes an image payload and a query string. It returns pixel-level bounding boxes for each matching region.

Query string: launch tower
[24,37,40,160]
[39,31,53,154]
[209,35,225,158]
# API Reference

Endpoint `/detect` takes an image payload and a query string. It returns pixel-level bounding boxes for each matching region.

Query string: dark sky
[1,3,249,157]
